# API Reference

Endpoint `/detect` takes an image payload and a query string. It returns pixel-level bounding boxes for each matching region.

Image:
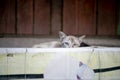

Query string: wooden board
[0,0,15,34]
[17,0,33,34]
[78,0,96,35]
[98,0,117,35]
[34,0,50,35]
[63,0,96,35]
[51,0,62,34]
[63,0,77,35]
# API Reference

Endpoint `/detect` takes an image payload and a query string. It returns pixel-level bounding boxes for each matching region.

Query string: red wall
[0,0,118,36]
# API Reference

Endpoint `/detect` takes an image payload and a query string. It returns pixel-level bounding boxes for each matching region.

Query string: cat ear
[79,35,86,42]
[59,31,67,41]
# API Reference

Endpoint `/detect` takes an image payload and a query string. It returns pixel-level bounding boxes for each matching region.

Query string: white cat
[32,31,88,48]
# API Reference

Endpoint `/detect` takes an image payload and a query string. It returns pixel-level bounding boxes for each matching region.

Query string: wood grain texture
[78,0,96,35]
[34,0,50,35]
[0,0,15,34]
[17,0,33,34]
[98,0,117,35]
[51,0,62,35]
[63,0,77,35]
[63,0,96,35]
[0,0,118,36]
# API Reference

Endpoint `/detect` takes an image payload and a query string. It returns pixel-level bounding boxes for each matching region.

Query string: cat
[32,31,89,48]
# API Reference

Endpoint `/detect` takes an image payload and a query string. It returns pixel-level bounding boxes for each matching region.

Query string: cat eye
[64,42,69,45]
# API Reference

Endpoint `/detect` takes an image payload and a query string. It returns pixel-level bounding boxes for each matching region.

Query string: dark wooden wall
[0,0,118,36]
[63,0,118,35]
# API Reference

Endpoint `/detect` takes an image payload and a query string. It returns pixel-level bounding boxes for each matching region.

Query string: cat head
[59,31,86,48]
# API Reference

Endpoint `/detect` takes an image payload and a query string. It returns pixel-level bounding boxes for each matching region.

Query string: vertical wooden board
[17,0,33,34]
[63,0,77,35]
[6,0,15,34]
[0,0,15,34]
[0,0,6,34]
[51,0,62,34]
[98,0,117,35]
[78,0,96,35]
[34,0,50,35]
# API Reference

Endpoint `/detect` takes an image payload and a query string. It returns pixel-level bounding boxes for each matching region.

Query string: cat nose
[71,45,74,48]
